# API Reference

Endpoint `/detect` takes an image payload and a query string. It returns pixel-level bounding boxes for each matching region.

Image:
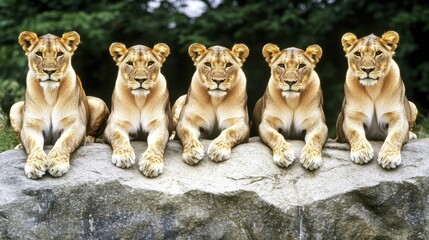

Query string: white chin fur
[208,90,227,97]
[40,81,60,90]
[359,79,378,86]
[132,89,150,97]
[282,91,300,98]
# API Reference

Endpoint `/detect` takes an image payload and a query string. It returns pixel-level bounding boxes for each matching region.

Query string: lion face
[18,31,80,89]
[341,31,399,86]
[109,43,170,97]
[262,44,322,98]
[188,43,249,97]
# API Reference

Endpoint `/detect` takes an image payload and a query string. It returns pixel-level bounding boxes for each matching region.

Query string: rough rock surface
[0,137,428,239]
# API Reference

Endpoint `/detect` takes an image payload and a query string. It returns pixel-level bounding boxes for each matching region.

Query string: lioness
[9,31,109,179]
[173,43,250,165]
[104,43,172,177]
[336,31,418,169]
[253,44,328,170]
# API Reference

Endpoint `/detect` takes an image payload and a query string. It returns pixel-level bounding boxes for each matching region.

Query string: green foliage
[0,79,25,123]
[0,0,428,140]
[415,114,429,138]
[0,116,20,152]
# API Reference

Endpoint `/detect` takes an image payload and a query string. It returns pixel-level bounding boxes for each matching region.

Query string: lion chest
[362,105,390,140]
[265,105,307,140]
[350,99,393,140]
[126,106,166,140]
[40,107,69,144]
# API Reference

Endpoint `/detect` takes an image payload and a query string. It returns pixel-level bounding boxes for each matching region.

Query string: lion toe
[300,147,322,170]
[139,152,164,177]
[350,141,374,164]
[207,140,231,162]
[112,147,136,168]
[182,140,204,165]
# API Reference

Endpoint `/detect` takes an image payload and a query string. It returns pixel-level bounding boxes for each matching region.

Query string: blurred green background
[1,0,429,151]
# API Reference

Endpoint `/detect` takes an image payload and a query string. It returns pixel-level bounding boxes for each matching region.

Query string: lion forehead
[275,48,308,64]
[126,46,155,61]
[204,47,239,65]
[354,34,385,52]
[35,34,66,51]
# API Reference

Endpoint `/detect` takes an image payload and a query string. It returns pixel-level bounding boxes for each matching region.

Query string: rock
[0,137,428,239]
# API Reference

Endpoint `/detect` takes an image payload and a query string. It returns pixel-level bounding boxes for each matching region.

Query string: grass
[0,119,19,152]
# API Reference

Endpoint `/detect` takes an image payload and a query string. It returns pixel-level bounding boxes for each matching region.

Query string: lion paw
[378,145,401,169]
[300,145,322,170]
[47,150,70,177]
[25,150,48,179]
[272,141,295,168]
[207,140,231,162]
[182,140,204,165]
[139,151,164,177]
[350,140,374,164]
[112,147,136,168]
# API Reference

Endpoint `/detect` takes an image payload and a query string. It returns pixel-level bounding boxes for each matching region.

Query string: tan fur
[172,43,250,165]
[9,31,109,179]
[104,43,172,177]
[253,44,328,170]
[336,31,418,169]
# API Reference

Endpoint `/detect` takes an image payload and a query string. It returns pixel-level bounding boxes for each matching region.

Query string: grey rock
[0,137,428,239]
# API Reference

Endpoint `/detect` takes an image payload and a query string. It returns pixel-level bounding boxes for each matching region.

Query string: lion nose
[43,69,56,76]
[362,67,375,74]
[285,80,297,87]
[135,77,148,84]
[213,79,225,86]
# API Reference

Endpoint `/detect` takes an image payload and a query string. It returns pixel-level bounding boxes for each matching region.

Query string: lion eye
[204,62,211,68]
[56,52,64,58]
[126,61,133,67]
[35,51,43,57]
[354,52,361,57]
[278,63,285,69]
[225,62,233,68]
[147,61,155,67]
[298,64,306,69]
[375,51,382,56]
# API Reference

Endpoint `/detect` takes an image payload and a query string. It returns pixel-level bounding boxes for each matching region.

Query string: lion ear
[380,31,399,51]
[18,31,39,53]
[152,43,170,64]
[341,32,358,53]
[61,31,80,52]
[262,43,281,65]
[305,44,323,64]
[188,43,207,63]
[109,42,128,63]
[232,43,249,64]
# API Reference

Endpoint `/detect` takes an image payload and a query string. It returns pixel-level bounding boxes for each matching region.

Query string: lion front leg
[21,118,48,179]
[259,121,296,168]
[138,123,169,177]
[300,122,328,170]
[343,114,374,164]
[207,118,249,162]
[176,119,204,165]
[378,115,408,169]
[104,123,136,169]
[48,118,86,177]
